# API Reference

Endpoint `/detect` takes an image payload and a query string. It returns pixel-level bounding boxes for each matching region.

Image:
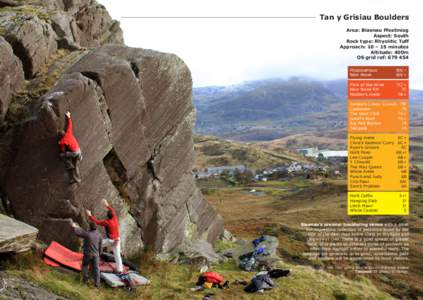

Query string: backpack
[244,272,274,293]
[196,272,228,289]
[239,256,256,271]
[252,236,266,247]
[239,251,254,261]
[269,269,290,278]
[202,272,224,284]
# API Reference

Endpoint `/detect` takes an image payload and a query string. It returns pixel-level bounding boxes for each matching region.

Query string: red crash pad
[43,256,60,267]
[44,241,83,271]
[44,241,129,273]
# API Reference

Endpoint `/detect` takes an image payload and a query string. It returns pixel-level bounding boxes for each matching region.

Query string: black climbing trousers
[60,150,82,183]
[82,254,100,287]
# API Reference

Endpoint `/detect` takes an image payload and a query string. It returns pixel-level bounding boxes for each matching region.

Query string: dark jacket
[74,227,103,257]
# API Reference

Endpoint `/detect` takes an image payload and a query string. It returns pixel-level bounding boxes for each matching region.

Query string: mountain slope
[194,78,344,140]
[194,78,423,141]
[194,135,309,170]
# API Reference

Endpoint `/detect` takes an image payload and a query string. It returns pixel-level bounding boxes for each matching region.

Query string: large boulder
[0,36,24,121]
[3,45,224,255]
[0,0,222,258]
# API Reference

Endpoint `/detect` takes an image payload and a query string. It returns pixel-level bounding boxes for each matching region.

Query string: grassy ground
[1,248,392,300]
[204,177,423,299]
[193,135,309,171]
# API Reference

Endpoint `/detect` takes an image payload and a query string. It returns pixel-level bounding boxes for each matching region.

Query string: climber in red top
[58,111,82,183]
[87,199,123,274]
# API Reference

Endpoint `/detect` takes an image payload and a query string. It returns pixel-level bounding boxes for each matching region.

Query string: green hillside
[194,78,423,142]
[194,135,309,171]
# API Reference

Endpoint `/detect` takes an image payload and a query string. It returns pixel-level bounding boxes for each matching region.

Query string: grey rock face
[0,0,124,118]
[0,214,38,253]
[0,36,24,121]
[49,0,124,48]
[0,1,123,79]
[72,3,123,47]
[0,12,57,79]
[0,0,126,185]
[3,45,223,255]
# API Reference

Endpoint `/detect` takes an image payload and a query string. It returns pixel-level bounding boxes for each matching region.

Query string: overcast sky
[97,0,422,89]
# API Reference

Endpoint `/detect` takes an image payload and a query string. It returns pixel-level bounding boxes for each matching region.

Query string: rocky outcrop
[49,0,124,48]
[0,10,57,79]
[0,1,223,257]
[0,271,69,300]
[0,0,123,80]
[0,214,38,253]
[0,36,24,121]
[0,0,124,123]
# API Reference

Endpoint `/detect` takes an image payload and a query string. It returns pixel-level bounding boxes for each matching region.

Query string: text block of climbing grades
[348,134,409,191]
[348,66,409,215]
[348,100,408,133]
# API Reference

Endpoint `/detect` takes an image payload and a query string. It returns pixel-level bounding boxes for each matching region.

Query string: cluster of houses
[254,162,333,181]
[194,165,247,179]
[193,147,347,181]
[193,161,342,182]
[297,147,348,162]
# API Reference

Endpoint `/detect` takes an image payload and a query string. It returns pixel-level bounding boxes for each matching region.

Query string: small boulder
[157,240,225,265]
[0,214,38,253]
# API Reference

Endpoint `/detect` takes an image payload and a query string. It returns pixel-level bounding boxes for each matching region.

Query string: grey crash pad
[0,214,38,253]
[101,272,150,288]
